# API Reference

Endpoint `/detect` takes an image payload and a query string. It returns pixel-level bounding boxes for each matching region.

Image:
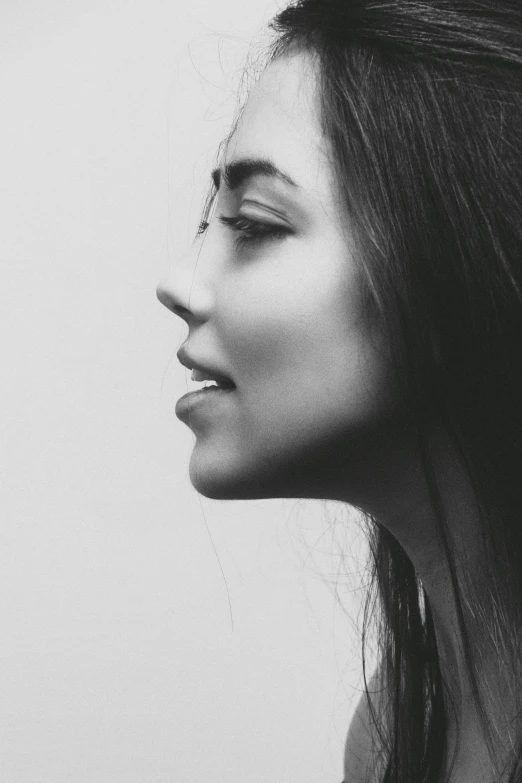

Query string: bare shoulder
[344,668,388,783]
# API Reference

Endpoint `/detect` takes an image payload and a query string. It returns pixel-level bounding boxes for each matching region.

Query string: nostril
[173,304,190,317]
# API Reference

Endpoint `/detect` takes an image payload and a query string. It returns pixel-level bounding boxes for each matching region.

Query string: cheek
[217,268,395,441]
[217,268,327,391]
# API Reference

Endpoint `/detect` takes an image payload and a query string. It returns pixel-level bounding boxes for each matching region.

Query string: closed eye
[197,214,291,250]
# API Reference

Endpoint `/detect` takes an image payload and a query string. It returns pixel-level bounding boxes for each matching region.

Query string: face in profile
[157,50,401,503]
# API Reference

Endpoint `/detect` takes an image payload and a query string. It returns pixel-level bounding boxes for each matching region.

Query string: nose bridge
[157,238,214,319]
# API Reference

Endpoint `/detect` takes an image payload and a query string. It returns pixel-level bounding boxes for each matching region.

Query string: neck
[341,425,522,780]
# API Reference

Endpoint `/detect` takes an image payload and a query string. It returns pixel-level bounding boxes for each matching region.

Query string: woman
[156,1,522,781]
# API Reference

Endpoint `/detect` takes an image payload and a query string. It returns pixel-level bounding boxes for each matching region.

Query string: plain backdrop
[0,1,372,781]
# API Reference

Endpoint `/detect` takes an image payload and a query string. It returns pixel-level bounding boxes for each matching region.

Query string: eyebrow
[211,157,299,192]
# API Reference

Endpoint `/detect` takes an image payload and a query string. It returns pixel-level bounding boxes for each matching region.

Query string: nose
[155,277,188,320]
[156,249,213,325]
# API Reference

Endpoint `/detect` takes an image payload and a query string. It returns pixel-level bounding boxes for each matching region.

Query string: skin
[157,51,403,505]
[157,50,519,782]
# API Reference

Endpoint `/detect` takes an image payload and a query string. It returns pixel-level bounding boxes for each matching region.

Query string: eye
[218,214,291,250]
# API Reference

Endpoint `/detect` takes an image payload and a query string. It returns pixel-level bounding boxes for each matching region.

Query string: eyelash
[197,215,290,250]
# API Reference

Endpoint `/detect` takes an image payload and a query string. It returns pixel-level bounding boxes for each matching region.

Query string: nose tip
[156,278,191,321]
[156,278,180,312]
[156,252,213,322]
[156,279,169,307]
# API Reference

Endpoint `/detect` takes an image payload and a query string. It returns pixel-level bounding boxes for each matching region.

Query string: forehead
[224,52,334,203]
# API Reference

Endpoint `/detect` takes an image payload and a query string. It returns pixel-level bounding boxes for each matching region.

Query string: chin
[187,446,334,502]
[188,457,275,501]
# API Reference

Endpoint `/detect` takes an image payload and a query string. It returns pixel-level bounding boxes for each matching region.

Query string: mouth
[189,378,236,393]
[176,347,235,387]
[175,378,236,422]
[175,347,236,420]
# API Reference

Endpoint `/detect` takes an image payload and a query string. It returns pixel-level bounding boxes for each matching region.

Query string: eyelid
[218,213,290,234]
[216,213,292,250]
[221,213,285,228]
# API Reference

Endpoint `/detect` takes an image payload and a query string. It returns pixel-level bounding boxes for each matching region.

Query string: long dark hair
[264,2,522,782]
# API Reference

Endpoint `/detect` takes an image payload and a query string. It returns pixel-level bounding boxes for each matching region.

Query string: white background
[0,1,371,780]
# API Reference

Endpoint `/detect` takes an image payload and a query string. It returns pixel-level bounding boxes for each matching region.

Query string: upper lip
[177,345,235,385]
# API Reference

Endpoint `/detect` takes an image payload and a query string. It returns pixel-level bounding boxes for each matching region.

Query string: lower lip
[175,386,236,421]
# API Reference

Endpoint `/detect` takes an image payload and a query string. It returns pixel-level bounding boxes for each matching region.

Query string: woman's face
[157,51,400,502]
